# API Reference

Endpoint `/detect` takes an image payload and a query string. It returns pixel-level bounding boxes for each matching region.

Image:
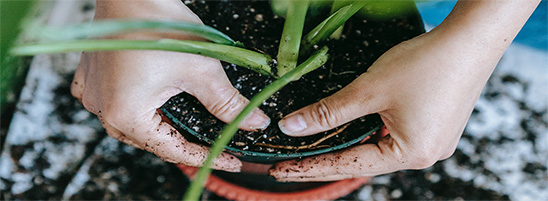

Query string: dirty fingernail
[243,108,270,130]
[278,114,307,135]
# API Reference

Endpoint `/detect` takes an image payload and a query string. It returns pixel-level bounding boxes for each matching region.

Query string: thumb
[179,55,270,131]
[191,84,271,131]
[278,74,384,136]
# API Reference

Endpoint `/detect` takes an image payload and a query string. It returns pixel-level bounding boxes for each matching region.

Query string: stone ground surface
[1,1,547,200]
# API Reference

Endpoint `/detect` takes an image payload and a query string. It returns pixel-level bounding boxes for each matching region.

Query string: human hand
[71,0,270,172]
[271,32,474,181]
[270,0,538,181]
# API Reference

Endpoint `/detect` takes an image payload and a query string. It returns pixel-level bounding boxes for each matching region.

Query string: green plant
[1,0,34,116]
[7,0,405,200]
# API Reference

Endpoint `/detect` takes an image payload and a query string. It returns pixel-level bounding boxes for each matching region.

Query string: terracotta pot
[178,127,390,200]
[179,164,369,201]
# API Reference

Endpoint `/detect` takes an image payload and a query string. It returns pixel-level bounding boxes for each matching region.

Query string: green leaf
[35,20,243,47]
[269,0,290,17]
[1,0,34,115]
[358,0,417,21]
[10,39,274,76]
[301,1,366,51]
[328,0,351,39]
[276,0,310,76]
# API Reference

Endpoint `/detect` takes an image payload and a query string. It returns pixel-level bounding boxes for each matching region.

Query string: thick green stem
[183,46,329,201]
[302,1,367,52]
[35,20,243,47]
[276,0,309,77]
[269,0,290,17]
[328,0,348,39]
[10,39,274,76]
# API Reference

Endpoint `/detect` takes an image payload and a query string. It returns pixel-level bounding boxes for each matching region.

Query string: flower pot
[178,164,369,201]
[160,0,424,164]
[178,127,389,201]
[159,1,424,199]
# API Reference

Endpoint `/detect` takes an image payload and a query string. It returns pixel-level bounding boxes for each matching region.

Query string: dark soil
[160,0,424,154]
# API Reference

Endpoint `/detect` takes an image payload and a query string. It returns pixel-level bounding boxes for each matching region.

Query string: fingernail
[278,114,307,135]
[243,108,270,130]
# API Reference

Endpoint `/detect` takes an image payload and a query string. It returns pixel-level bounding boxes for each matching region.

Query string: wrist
[431,0,539,57]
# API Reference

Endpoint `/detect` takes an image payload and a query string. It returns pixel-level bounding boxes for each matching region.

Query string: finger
[104,124,143,149]
[202,87,270,131]
[270,136,436,182]
[73,53,102,115]
[105,109,242,172]
[146,117,242,172]
[97,113,142,149]
[278,73,385,136]
[440,135,460,160]
[187,63,271,131]
[71,54,88,102]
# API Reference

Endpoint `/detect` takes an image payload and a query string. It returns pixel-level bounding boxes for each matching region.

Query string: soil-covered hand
[271,0,539,181]
[71,0,270,172]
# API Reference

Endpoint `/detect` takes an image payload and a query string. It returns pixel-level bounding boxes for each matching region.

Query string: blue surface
[416,0,548,51]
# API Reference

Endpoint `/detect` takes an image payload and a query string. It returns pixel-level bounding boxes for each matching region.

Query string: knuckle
[396,40,415,51]
[208,88,246,118]
[406,148,438,169]
[440,149,456,160]
[70,86,82,101]
[80,94,96,114]
[101,107,123,127]
[70,80,84,100]
[101,100,133,130]
[309,99,341,129]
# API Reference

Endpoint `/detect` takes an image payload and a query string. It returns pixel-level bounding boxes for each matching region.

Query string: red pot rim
[178,165,369,201]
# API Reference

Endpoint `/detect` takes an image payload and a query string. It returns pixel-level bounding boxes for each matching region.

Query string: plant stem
[328,0,348,40]
[269,0,290,17]
[302,1,366,52]
[35,20,244,47]
[183,46,329,201]
[10,39,274,76]
[276,0,309,77]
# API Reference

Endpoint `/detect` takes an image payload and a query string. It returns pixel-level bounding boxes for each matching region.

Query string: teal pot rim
[160,107,382,163]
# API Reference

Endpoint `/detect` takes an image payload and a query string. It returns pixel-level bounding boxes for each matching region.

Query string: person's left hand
[269,0,538,181]
[269,30,473,181]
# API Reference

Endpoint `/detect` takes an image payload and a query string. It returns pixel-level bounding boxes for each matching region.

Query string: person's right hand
[71,0,270,172]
